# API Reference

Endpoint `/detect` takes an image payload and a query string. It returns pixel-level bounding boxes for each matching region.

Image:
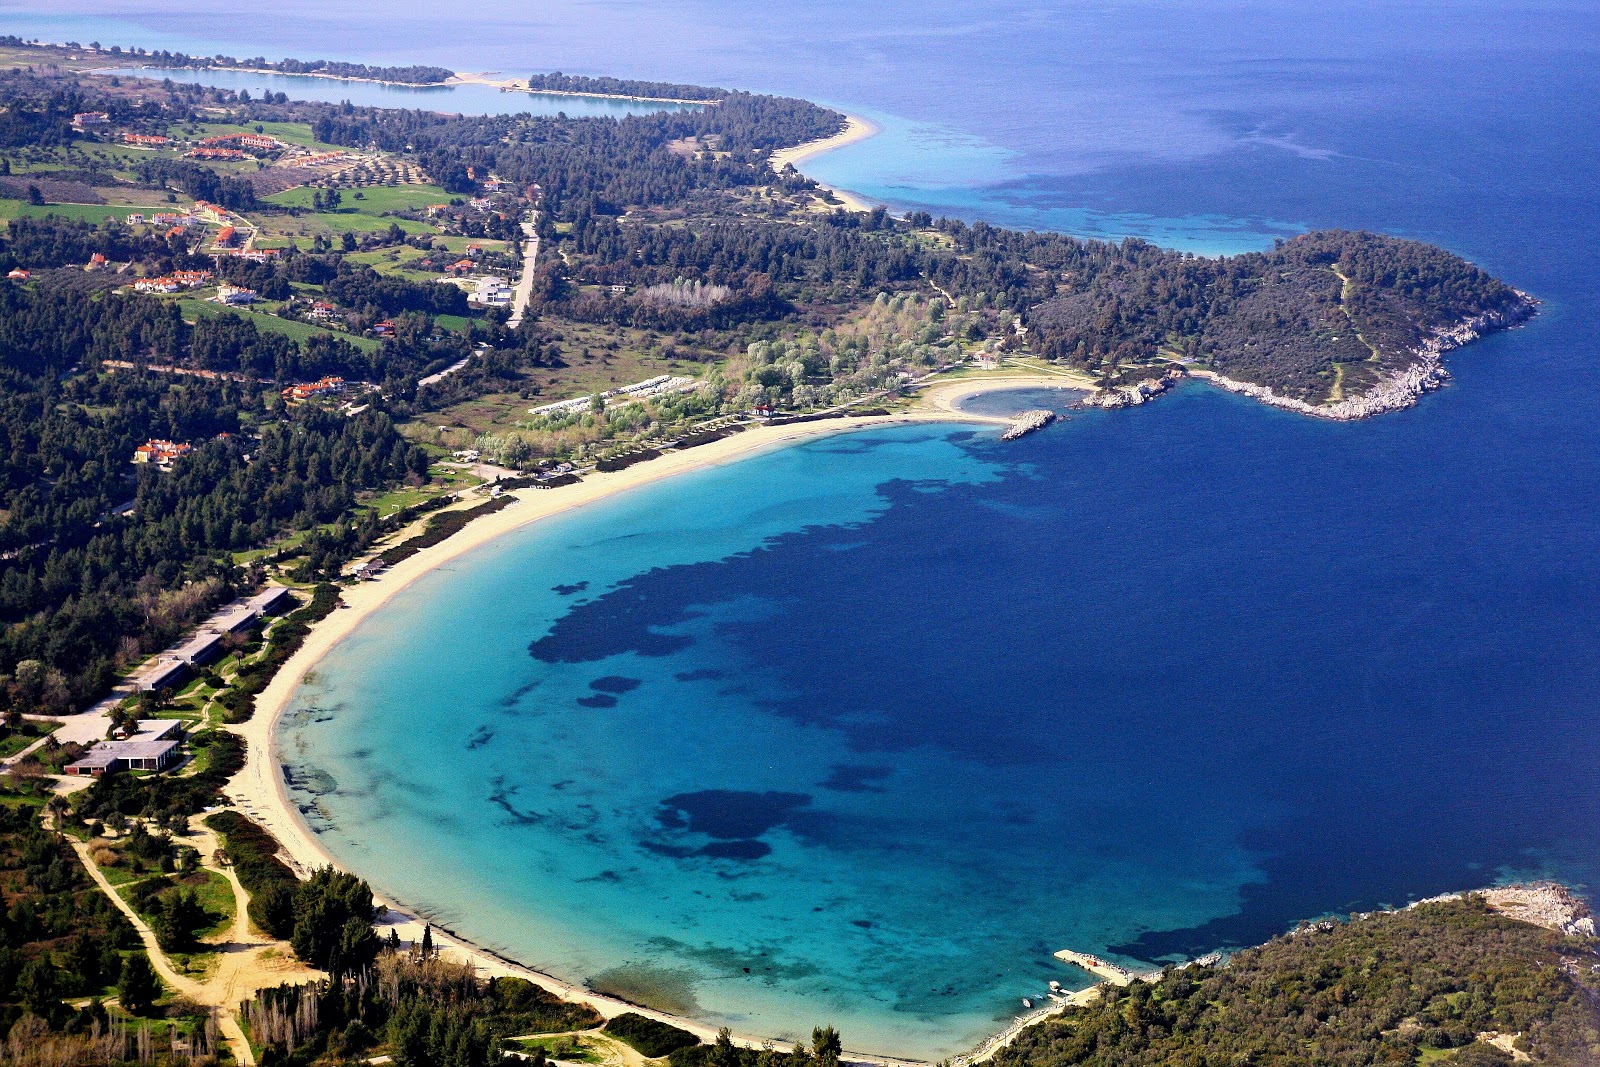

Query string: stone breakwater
[1000,409,1057,439]
[1192,293,1539,420]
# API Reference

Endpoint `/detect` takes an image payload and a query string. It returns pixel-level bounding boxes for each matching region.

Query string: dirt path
[68,813,322,1066]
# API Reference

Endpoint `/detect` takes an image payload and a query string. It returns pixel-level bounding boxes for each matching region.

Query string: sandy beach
[226,385,1083,1064]
[769,115,882,212]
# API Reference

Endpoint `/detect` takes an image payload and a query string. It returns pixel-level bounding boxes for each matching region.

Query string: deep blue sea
[11,0,1600,1057]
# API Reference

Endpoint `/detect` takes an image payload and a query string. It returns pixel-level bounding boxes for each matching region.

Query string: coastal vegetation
[603,1011,703,1057]
[0,796,219,1065]
[242,952,604,1066]
[992,896,1600,1067]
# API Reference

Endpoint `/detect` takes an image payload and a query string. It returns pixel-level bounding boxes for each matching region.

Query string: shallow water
[106,67,701,118]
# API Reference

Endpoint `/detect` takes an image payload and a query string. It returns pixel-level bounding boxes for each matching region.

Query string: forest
[0,279,430,709]
[992,896,1600,1066]
[86,45,455,86]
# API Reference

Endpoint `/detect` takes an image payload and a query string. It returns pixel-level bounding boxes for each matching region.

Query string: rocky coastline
[1190,292,1539,420]
[1084,369,1185,410]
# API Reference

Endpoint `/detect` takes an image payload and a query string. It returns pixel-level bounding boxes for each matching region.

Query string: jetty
[1052,949,1139,986]
[1000,409,1056,440]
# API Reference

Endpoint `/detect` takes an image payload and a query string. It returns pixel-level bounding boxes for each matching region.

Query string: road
[507,212,540,329]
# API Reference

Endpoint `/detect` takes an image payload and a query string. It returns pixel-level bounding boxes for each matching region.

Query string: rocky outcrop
[1000,409,1057,440]
[1085,369,1185,410]
[1481,883,1596,937]
[1194,292,1538,420]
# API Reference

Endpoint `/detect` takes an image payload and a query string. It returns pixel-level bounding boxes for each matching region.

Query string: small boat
[1021,998,1032,1009]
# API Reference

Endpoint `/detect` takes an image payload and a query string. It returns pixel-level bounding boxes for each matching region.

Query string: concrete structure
[172,629,223,667]
[133,656,189,693]
[469,276,513,308]
[65,721,185,777]
[247,586,295,616]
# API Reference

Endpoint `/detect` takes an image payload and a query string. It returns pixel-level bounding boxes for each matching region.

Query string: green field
[0,198,184,224]
[179,299,381,352]
[266,183,453,216]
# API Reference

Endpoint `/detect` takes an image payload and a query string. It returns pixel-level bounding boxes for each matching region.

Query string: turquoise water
[15,0,1600,1056]
[279,423,1270,1056]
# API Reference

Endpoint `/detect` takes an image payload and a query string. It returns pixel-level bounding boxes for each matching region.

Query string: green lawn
[512,1036,603,1063]
[0,720,61,759]
[267,183,453,216]
[0,198,183,224]
[178,299,381,352]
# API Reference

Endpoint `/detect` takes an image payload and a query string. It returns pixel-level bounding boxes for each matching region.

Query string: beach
[225,383,1078,1064]
[769,115,882,212]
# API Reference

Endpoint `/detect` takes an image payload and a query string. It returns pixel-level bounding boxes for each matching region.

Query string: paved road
[507,213,541,329]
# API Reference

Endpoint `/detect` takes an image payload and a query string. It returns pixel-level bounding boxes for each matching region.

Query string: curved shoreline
[226,392,1066,1065]
[770,114,882,212]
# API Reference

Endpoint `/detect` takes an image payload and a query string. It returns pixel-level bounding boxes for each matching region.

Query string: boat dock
[1052,949,1139,986]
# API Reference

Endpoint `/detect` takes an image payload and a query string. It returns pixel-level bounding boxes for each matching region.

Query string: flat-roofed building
[247,586,295,616]
[65,721,184,776]
[173,630,223,667]
[134,656,189,693]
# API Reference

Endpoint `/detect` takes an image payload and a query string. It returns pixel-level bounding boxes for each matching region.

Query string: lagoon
[106,66,701,118]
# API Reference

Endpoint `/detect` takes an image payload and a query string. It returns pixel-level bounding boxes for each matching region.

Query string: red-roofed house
[133,439,193,467]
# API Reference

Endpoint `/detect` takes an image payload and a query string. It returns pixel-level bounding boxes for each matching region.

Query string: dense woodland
[0,279,429,708]
[45,41,455,86]
[993,897,1600,1067]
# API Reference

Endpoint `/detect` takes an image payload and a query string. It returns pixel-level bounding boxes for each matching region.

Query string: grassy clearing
[266,183,452,216]
[417,317,711,438]
[0,719,61,759]
[512,1036,604,1063]
[178,299,382,352]
[0,198,182,224]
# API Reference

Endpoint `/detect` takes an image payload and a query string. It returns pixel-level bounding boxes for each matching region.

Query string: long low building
[130,585,298,691]
[65,720,185,777]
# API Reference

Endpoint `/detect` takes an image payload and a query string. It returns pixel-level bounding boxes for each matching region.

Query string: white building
[469,277,513,308]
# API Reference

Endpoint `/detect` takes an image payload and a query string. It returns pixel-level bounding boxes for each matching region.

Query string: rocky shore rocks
[1192,293,1539,420]
[1481,882,1597,937]
[1000,409,1057,439]
[1073,293,1537,421]
[1084,369,1185,410]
